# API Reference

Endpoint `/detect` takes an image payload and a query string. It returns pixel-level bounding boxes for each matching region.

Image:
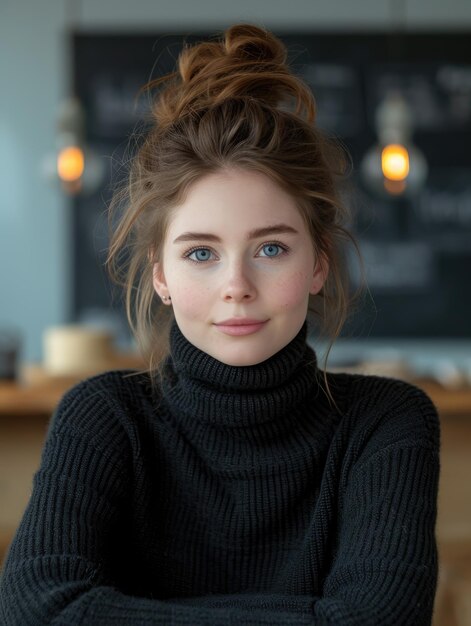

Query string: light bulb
[57,145,85,182]
[360,91,428,198]
[41,97,105,196]
[381,144,410,181]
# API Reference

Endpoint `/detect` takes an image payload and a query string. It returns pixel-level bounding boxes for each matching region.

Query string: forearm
[1,565,315,626]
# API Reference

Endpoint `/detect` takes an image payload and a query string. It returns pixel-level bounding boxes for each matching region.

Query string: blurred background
[1,0,471,623]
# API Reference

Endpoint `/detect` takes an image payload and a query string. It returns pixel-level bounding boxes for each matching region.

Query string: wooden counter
[0,381,67,417]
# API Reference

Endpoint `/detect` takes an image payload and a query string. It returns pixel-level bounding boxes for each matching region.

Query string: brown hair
[107,23,365,410]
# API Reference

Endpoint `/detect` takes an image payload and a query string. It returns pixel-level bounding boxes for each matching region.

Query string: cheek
[275,271,311,307]
[168,279,209,315]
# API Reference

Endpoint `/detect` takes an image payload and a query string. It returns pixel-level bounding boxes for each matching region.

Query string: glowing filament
[381,144,409,181]
[57,146,85,182]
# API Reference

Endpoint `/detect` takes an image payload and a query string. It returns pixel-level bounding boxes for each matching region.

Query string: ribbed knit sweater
[0,319,440,625]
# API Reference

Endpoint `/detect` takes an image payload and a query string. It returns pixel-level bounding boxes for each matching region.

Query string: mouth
[215,319,268,326]
[214,320,268,336]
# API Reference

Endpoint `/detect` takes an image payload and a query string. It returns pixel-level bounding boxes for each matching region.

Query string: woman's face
[153,167,327,366]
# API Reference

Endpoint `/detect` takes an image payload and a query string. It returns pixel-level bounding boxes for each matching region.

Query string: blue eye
[260,243,282,257]
[185,248,215,263]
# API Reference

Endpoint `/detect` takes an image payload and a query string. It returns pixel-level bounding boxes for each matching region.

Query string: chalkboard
[72,30,471,341]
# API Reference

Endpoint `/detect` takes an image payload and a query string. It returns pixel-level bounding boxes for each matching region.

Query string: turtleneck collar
[160,318,320,428]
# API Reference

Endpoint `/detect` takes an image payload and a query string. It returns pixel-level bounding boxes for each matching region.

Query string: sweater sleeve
[0,379,440,626]
[310,382,441,625]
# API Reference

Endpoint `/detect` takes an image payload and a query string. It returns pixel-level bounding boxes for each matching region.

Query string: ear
[152,261,168,298]
[309,254,329,296]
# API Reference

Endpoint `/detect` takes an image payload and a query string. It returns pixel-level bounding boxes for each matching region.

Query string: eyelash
[182,241,291,265]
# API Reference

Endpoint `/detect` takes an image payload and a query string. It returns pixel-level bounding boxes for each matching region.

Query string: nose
[221,260,257,302]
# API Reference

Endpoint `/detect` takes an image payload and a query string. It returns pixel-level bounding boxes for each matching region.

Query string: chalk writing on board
[349,240,435,292]
[90,73,151,137]
[298,63,362,136]
[413,168,471,252]
[366,64,471,131]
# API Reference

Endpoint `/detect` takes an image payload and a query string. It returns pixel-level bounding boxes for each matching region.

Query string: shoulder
[48,369,154,445]
[54,369,147,412]
[326,370,440,455]
[347,371,438,417]
[57,368,150,402]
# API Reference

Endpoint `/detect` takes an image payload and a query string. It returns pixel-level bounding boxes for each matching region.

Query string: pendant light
[360,89,428,197]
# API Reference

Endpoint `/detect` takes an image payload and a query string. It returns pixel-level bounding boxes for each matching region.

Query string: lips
[215,320,268,336]
[216,319,267,326]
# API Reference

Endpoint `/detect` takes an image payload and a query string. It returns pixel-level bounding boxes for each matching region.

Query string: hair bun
[177,23,286,86]
[223,24,287,65]
[148,23,314,128]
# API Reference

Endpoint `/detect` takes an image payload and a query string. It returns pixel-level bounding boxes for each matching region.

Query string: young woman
[0,24,440,625]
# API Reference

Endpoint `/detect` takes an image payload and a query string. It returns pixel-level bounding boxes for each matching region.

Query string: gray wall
[1,0,471,363]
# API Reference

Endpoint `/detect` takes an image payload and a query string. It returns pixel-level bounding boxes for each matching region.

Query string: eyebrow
[173,223,299,244]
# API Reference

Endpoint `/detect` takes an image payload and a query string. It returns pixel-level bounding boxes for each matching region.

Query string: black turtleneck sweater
[0,319,440,625]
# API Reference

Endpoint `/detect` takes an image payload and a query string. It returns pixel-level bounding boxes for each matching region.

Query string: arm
[313,444,439,625]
